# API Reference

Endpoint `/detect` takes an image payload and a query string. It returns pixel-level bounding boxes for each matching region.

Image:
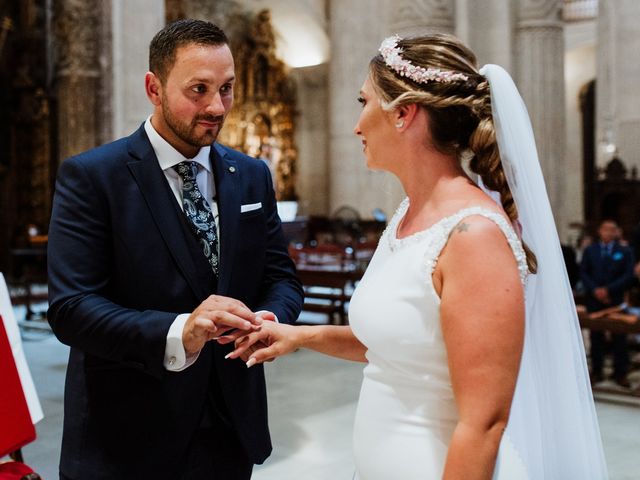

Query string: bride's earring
[395,120,404,129]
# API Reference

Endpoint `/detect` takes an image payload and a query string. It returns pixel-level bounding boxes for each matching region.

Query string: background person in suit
[580,219,635,387]
[47,19,303,480]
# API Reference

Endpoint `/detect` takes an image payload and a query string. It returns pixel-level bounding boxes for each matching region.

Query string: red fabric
[0,315,36,458]
[0,461,36,479]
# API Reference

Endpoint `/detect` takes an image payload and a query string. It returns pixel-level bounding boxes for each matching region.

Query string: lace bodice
[385,198,528,290]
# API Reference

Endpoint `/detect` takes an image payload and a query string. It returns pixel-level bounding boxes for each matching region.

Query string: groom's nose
[205,92,226,116]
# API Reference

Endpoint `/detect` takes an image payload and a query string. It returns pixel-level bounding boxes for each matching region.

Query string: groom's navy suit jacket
[47,125,303,479]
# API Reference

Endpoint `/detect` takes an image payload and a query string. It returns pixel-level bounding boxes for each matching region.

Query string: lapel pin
[228,166,236,173]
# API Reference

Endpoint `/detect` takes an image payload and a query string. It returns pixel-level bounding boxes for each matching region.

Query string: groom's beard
[162,99,226,148]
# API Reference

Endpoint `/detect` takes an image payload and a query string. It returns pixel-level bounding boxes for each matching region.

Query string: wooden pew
[577,306,640,398]
[290,245,361,325]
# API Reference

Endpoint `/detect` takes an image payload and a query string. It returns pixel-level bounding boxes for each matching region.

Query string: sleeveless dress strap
[424,206,529,302]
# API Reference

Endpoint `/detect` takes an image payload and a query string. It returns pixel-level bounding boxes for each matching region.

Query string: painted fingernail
[246,358,256,368]
[225,353,232,359]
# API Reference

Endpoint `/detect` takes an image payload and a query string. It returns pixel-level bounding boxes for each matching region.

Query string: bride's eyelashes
[357,96,366,107]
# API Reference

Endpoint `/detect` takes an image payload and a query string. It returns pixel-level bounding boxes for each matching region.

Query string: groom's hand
[183,295,261,356]
[217,311,277,362]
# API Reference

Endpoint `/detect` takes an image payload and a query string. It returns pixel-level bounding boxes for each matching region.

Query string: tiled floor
[9,310,640,479]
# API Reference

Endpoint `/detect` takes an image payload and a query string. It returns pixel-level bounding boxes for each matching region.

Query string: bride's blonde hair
[370,33,537,273]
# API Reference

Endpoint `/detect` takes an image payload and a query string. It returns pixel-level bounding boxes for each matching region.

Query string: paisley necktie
[174,161,219,275]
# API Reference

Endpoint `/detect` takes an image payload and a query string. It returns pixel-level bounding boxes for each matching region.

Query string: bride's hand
[226,321,300,367]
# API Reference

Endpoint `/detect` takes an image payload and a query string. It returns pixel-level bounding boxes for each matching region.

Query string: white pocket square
[241,202,262,213]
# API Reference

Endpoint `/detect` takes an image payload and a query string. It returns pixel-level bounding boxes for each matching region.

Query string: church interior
[1,0,639,478]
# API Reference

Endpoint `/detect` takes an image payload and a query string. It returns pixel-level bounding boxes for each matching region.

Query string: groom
[48,19,303,479]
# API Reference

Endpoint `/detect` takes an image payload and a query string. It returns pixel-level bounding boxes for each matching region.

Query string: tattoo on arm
[455,222,470,234]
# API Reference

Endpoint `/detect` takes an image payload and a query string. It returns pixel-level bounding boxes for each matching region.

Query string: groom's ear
[145,72,162,106]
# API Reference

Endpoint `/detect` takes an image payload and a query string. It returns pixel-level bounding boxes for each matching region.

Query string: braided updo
[369,34,537,273]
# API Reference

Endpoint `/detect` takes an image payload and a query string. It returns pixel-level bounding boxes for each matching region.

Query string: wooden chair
[577,306,640,398]
[8,235,48,321]
[290,244,358,325]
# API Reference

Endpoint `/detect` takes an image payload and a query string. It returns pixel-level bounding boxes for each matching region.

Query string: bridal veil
[479,64,608,479]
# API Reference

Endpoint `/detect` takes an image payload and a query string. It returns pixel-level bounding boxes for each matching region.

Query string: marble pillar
[388,0,455,36]
[291,64,329,216]
[564,20,596,242]
[328,0,404,219]
[459,0,514,71]
[111,0,165,138]
[515,0,566,237]
[53,0,112,162]
[596,0,640,173]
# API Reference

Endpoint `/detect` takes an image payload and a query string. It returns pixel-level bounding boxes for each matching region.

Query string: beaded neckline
[384,198,529,285]
[387,198,447,250]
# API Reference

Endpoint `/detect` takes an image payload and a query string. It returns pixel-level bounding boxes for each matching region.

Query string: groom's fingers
[215,327,255,344]
[200,295,259,325]
[203,310,257,332]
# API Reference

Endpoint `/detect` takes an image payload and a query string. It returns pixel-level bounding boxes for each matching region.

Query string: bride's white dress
[349,199,529,480]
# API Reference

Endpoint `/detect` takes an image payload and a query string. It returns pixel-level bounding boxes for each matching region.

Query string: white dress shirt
[145,118,277,371]
[144,117,218,372]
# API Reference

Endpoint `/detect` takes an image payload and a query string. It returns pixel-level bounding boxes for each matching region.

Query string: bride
[223,34,608,479]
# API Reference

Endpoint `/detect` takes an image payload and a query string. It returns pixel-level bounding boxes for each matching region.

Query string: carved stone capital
[517,0,563,29]
[389,0,455,35]
[53,0,101,77]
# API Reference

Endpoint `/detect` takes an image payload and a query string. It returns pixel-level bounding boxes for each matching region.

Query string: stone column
[596,0,640,173]
[328,0,404,219]
[515,0,566,236]
[53,0,111,162]
[292,64,330,216]
[111,0,165,138]
[459,0,514,70]
[564,20,596,241]
[388,0,455,36]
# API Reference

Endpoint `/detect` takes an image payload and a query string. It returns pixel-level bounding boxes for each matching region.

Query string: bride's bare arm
[435,217,525,480]
[225,323,368,365]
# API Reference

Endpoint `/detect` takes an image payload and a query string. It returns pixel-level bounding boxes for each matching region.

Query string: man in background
[580,219,635,387]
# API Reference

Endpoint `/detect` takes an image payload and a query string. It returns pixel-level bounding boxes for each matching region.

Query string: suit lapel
[126,125,207,300]
[212,144,240,295]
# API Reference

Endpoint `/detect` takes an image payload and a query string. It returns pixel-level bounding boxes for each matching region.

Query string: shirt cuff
[255,310,279,323]
[164,313,201,371]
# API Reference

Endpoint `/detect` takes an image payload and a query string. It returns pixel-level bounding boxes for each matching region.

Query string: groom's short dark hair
[149,19,229,84]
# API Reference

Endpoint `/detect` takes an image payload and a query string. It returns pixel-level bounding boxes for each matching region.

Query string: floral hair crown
[378,35,469,84]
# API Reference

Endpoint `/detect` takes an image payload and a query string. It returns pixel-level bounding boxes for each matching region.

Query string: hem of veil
[495,430,530,480]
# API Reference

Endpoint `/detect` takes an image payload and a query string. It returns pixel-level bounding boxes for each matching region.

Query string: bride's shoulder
[441,208,519,257]
[438,209,527,283]
[446,211,511,246]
